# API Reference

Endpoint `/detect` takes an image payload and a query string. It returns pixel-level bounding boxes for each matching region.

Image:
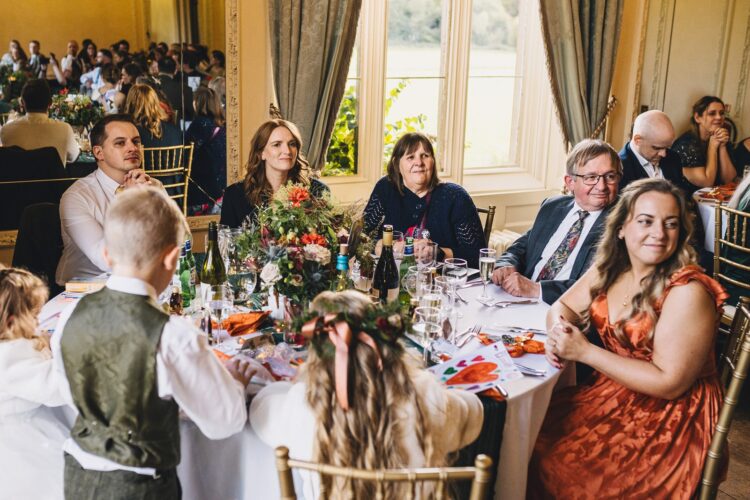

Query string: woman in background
[250,290,482,499]
[0,40,28,71]
[186,87,226,214]
[123,83,181,149]
[0,267,68,500]
[220,119,328,227]
[528,178,726,498]
[673,96,738,193]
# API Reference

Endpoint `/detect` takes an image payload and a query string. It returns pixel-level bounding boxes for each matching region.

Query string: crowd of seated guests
[0,37,228,215]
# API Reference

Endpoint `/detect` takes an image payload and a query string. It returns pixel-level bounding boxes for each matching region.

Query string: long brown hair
[0,268,49,350]
[193,87,225,127]
[584,178,696,349]
[124,83,168,139]
[302,291,435,499]
[690,95,724,140]
[242,119,310,206]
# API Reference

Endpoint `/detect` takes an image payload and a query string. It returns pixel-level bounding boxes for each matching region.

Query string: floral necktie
[536,210,589,281]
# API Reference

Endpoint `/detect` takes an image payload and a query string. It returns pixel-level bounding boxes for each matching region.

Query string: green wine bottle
[332,243,354,292]
[178,244,192,308]
[185,238,197,300]
[372,225,399,304]
[200,222,227,286]
[399,237,415,279]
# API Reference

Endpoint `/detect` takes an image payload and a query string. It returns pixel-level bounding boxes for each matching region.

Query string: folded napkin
[213,311,271,337]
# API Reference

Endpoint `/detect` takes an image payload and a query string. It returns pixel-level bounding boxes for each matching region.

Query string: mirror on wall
[0,0,227,230]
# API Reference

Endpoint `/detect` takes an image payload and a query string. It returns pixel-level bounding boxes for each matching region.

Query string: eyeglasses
[571,172,620,185]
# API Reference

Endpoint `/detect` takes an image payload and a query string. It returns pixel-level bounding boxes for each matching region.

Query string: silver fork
[492,299,538,308]
[456,323,482,348]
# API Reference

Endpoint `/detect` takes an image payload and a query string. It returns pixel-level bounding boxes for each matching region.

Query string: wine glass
[478,248,497,303]
[412,306,441,365]
[208,283,233,341]
[443,258,467,317]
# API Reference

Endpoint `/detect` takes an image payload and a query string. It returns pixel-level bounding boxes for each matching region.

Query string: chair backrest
[699,302,750,499]
[0,112,10,125]
[0,146,69,230]
[713,202,750,295]
[476,205,496,246]
[11,202,64,295]
[142,144,194,215]
[274,446,493,500]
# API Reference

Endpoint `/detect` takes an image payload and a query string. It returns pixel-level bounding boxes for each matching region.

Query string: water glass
[419,285,444,309]
[412,306,441,364]
[478,248,497,302]
[415,241,439,270]
[392,230,405,262]
[217,224,231,270]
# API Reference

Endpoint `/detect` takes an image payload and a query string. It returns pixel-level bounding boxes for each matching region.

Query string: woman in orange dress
[528,178,727,499]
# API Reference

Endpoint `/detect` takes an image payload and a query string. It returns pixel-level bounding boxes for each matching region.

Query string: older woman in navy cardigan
[363,132,484,268]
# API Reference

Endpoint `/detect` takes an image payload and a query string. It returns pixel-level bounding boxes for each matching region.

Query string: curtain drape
[268,0,361,171]
[539,0,623,146]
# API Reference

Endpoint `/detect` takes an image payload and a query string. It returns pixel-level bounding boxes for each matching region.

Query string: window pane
[324,35,359,177]
[464,0,520,168]
[385,0,445,166]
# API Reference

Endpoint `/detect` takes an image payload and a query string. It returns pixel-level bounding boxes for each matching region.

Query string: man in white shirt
[79,49,113,99]
[51,187,256,499]
[491,139,622,304]
[56,114,156,285]
[0,79,79,165]
[618,110,687,191]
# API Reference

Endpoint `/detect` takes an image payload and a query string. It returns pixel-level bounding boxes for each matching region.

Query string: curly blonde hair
[0,268,49,350]
[123,83,168,139]
[583,178,696,349]
[302,291,436,498]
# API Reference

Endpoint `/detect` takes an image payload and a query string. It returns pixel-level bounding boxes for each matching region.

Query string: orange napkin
[212,311,270,337]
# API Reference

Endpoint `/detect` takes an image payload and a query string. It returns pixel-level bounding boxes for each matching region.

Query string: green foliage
[324,79,429,177]
[0,66,31,105]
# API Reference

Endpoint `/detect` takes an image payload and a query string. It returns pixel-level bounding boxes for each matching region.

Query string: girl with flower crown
[249,290,483,499]
[0,267,69,499]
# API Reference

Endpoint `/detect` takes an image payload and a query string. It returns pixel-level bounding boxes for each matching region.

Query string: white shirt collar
[630,141,659,169]
[106,275,158,301]
[571,201,603,217]
[94,168,121,195]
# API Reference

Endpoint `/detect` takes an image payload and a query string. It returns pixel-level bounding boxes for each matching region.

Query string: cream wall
[0,1,148,54]
[607,0,750,150]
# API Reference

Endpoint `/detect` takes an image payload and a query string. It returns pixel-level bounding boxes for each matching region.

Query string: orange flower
[288,187,310,207]
[300,233,327,246]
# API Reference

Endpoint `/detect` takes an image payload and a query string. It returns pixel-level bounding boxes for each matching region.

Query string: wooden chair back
[274,446,493,500]
[699,302,750,499]
[141,144,194,215]
[713,201,750,296]
[476,205,496,246]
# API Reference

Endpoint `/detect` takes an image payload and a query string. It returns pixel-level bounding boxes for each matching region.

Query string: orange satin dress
[527,266,727,500]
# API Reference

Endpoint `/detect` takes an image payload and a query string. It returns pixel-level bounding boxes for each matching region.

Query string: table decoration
[428,341,522,393]
[0,66,30,105]
[49,89,103,130]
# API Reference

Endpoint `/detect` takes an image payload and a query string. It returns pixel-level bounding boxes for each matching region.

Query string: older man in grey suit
[492,139,622,304]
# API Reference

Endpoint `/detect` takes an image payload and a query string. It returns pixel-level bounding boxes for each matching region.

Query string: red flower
[288,187,310,207]
[300,233,327,246]
[59,88,69,96]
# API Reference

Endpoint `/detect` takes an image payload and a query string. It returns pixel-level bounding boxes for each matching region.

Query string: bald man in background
[618,110,688,191]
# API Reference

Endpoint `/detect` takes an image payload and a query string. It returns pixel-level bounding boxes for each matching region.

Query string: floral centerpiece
[49,89,103,128]
[235,183,346,309]
[0,66,31,107]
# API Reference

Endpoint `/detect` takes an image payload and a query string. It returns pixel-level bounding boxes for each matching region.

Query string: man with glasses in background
[491,139,622,304]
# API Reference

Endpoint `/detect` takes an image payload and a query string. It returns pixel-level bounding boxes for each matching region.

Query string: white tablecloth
[41,283,569,500]
[694,189,727,252]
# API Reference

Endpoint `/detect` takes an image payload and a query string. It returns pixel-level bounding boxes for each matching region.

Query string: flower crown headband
[294,301,409,411]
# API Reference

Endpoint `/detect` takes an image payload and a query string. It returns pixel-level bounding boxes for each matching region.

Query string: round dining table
[40,281,573,499]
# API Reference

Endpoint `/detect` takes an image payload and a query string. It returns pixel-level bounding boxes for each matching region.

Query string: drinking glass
[478,248,497,302]
[217,224,231,270]
[443,258,468,317]
[415,241,438,270]
[744,165,750,179]
[392,230,405,263]
[412,306,441,364]
[419,285,444,308]
[434,275,457,340]
[208,283,234,339]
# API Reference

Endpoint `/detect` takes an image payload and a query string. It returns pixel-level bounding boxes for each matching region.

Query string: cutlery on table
[490,299,538,308]
[513,362,547,376]
[455,323,482,348]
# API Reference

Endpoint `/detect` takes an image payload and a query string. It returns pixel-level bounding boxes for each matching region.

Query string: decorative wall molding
[714,0,735,95]
[226,0,241,185]
[734,6,750,120]
[632,0,651,123]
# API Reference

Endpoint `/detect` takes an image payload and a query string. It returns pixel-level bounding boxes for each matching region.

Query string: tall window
[323,0,555,204]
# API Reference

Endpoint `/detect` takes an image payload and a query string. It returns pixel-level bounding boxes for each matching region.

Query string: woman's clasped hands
[545,315,590,369]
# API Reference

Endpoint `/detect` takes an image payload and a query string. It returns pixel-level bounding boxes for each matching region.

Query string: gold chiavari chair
[698,301,750,500]
[274,446,493,500]
[476,205,496,246]
[0,112,10,125]
[713,201,750,327]
[141,144,194,215]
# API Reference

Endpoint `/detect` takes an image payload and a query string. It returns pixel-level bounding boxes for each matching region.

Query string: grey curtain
[539,0,623,146]
[269,0,362,171]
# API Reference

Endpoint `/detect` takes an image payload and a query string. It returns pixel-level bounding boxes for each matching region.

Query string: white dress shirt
[56,169,116,285]
[0,112,80,164]
[531,202,602,282]
[61,54,75,73]
[630,142,664,179]
[51,275,248,475]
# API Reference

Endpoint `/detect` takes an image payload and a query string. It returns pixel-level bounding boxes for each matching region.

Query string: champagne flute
[478,248,497,303]
[208,283,233,342]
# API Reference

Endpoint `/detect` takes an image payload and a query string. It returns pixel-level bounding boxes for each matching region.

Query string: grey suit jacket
[496,195,609,304]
